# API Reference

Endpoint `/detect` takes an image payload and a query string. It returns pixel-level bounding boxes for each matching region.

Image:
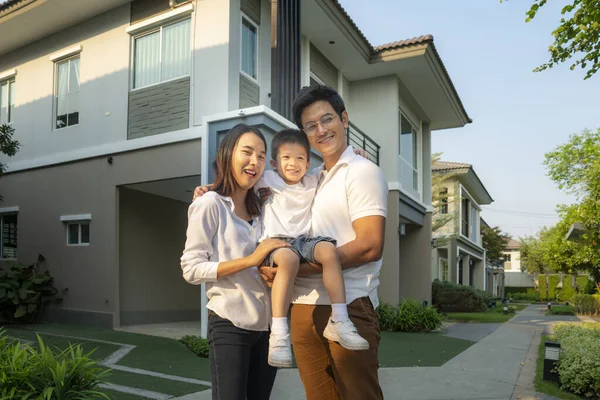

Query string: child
[258,129,369,368]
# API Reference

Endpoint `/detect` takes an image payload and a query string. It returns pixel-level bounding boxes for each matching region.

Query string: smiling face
[301,100,348,167]
[271,142,310,185]
[231,132,267,191]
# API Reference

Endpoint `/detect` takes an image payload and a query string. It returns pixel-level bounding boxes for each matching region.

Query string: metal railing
[347,121,380,165]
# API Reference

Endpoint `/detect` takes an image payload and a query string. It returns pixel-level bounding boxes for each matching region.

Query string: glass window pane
[2,214,18,259]
[162,19,191,81]
[69,58,80,91]
[81,224,90,244]
[241,18,257,78]
[134,31,160,88]
[67,90,79,127]
[56,95,67,129]
[400,115,414,166]
[8,81,15,123]
[57,61,69,96]
[0,82,7,124]
[67,224,79,245]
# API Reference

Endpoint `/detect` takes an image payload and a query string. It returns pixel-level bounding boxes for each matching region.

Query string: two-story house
[0,0,471,334]
[503,238,535,289]
[431,161,493,292]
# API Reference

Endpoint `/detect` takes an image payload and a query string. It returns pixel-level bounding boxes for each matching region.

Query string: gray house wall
[310,44,338,89]
[239,74,260,108]
[131,0,172,24]
[241,0,261,24]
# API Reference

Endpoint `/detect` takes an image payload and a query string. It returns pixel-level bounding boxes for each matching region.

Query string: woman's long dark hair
[212,123,267,217]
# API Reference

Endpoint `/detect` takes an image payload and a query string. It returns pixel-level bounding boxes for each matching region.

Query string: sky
[338,0,600,238]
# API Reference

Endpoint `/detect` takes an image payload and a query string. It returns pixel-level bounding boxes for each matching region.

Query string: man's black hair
[292,84,346,129]
[271,129,310,161]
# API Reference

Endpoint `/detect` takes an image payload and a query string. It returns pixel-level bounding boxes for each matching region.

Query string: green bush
[508,292,540,301]
[0,260,61,323]
[548,275,560,300]
[572,294,600,315]
[432,280,486,312]
[548,305,575,315]
[583,279,596,295]
[505,286,529,295]
[553,323,600,398]
[0,331,109,399]
[539,275,548,301]
[377,299,443,333]
[537,274,590,302]
[180,335,210,358]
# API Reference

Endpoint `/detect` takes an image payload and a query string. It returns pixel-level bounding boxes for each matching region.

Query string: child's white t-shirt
[255,169,319,241]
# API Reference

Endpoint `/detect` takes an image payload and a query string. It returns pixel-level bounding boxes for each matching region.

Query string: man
[195,85,387,399]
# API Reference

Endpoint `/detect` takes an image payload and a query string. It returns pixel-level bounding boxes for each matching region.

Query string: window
[241,16,258,80]
[1,213,17,259]
[55,57,80,129]
[439,258,449,281]
[504,253,512,262]
[67,222,90,246]
[461,198,470,237]
[399,114,418,194]
[0,79,15,124]
[439,188,448,214]
[133,18,191,89]
[470,206,478,242]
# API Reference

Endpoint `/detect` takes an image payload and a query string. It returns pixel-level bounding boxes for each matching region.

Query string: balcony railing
[347,121,380,165]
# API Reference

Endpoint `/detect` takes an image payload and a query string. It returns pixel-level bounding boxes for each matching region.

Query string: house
[0,0,471,334]
[503,238,534,290]
[431,161,493,292]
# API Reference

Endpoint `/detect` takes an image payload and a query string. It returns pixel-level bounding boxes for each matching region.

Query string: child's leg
[313,241,346,309]
[271,248,301,319]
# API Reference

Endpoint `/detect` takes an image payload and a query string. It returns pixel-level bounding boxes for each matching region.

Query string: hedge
[432,280,486,312]
[537,274,590,302]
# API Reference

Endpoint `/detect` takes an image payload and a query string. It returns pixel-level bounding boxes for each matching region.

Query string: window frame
[439,188,449,214]
[240,13,259,83]
[53,55,81,130]
[0,78,16,125]
[439,257,449,281]
[0,212,18,260]
[130,17,192,91]
[398,111,421,199]
[66,222,90,247]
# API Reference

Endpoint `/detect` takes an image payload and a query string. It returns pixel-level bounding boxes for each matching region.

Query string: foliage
[431,280,486,312]
[514,0,600,79]
[548,305,576,315]
[0,259,61,323]
[179,335,210,358]
[553,323,600,398]
[508,292,541,302]
[0,331,109,399]
[537,274,589,301]
[431,153,456,247]
[572,294,600,315]
[377,299,444,333]
[481,226,511,267]
[0,124,20,203]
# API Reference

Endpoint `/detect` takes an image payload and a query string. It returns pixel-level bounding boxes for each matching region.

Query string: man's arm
[337,215,385,270]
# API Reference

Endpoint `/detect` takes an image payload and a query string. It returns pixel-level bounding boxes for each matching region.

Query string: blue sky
[339,0,600,238]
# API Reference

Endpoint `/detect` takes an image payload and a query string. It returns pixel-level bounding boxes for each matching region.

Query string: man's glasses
[302,113,341,136]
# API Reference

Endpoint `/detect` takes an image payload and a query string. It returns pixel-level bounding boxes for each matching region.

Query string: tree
[522,0,600,79]
[481,226,510,267]
[431,153,456,248]
[0,123,20,202]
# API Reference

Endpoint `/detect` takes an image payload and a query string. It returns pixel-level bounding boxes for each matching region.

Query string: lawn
[534,335,583,400]
[445,304,528,323]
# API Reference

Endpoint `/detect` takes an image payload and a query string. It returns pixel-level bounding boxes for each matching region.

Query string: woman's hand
[247,239,291,267]
[193,185,213,201]
[259,261,322,287]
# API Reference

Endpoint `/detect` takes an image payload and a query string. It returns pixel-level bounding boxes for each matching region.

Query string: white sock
[331,303,349,322]
[271,317,289,335]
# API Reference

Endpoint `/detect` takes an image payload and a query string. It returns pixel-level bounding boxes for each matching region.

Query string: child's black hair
[271,129,311,161]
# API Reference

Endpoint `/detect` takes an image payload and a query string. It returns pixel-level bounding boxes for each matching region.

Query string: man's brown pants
[290,297,383,400]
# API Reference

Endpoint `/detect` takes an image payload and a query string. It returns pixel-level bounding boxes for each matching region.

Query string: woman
[181,123,290,400]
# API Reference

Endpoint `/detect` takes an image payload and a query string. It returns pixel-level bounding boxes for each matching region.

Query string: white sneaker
[268,333,293,368]
[323,318,369,351]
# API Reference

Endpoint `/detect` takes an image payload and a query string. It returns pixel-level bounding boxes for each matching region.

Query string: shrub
[180,335,210,358]
[508,292,540,302]
[505,286,529,295]
[0,331,109,399]
[0,259,61,324]
[572,294,600,315]
[539,275,548,301]
[553,323,600,398]
[377,299,443,333]
[432,280,486,312]
[548,305,575,315]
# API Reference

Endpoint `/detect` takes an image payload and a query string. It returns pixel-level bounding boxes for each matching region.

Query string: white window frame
[130,17,192,91]
[0,210,18,261]
[240,13,259,83]
[0,77,16,125]
[459,185,481,243]
[53,55,81,131]
[66,222,90,246]
[398,111,422,200]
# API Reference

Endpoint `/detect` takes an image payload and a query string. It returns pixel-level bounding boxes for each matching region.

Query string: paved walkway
[175,305,580,400]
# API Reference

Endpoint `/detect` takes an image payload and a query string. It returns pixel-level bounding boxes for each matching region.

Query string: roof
[505,238,521,250]
[0,0,35,17]
[330,0,471,124]
[432,161,472,171]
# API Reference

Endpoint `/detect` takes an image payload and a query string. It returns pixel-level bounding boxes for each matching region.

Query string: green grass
[98,389,149,400]
[378,331,474,367]
[534,335,583,400]
[104,369,209,396]
[445,304,528,323]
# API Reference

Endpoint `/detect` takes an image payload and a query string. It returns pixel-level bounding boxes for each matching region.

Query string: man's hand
[259,262,322,287]
[257,187,272,202]
[192,185,212,201]
[353,148,370,162]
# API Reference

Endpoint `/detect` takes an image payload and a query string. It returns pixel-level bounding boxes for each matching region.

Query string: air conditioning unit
[169,0,192,8]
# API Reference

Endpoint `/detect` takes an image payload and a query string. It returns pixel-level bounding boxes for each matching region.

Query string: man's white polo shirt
[292,145,388,308]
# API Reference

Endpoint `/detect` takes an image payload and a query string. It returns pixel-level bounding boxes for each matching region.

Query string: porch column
[271,0,301,121]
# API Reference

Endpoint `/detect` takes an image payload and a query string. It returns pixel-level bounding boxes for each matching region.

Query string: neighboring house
[0,0,470,332]
[503,238,534,289]
[431,161,493,293]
